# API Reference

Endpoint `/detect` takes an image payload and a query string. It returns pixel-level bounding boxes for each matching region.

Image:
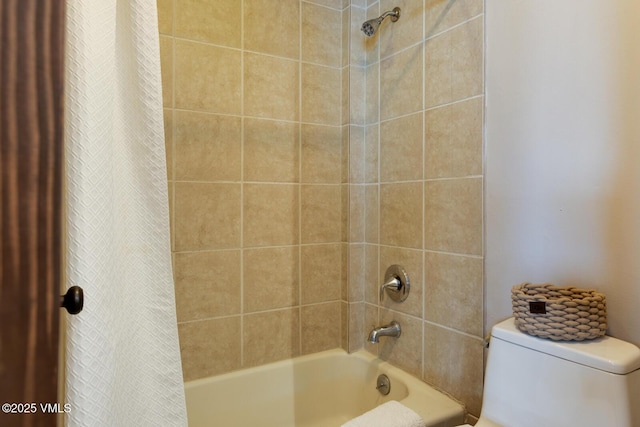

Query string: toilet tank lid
[491,318,640,374]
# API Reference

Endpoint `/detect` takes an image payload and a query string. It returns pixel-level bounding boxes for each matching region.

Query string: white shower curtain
[64,0,187,425]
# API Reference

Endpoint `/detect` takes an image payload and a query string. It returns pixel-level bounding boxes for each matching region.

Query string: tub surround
[159,0,347,382]
[159,0,485,419]
[347,0,485,417]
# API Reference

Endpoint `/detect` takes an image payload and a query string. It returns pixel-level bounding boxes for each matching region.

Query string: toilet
[459,317,640,427]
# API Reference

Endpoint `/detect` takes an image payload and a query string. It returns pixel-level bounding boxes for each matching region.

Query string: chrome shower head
[361,7,401,37]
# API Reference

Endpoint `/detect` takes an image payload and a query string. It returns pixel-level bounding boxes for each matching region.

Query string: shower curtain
[64,0,187,425]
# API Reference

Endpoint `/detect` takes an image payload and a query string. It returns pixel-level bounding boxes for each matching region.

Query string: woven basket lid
[493,318,640,374]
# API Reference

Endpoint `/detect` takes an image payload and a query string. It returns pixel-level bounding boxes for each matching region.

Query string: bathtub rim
[184,347,465,426]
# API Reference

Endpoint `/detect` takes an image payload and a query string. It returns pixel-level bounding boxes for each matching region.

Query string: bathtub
[185,348,465,427]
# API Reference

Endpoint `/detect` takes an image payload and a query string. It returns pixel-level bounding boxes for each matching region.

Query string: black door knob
[60,286,84,315]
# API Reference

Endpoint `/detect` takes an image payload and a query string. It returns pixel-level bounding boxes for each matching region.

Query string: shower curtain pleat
[64,0,187,425]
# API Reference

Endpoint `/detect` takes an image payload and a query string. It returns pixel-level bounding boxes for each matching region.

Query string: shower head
[361,7,401,37]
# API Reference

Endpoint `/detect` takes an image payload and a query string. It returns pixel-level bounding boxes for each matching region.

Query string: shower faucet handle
[380,265,410,303]
[380,276,401,299]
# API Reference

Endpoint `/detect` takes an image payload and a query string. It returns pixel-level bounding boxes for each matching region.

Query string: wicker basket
[511,283,607,341]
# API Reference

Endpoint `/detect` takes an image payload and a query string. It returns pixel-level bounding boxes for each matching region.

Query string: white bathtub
[185,348,465,427]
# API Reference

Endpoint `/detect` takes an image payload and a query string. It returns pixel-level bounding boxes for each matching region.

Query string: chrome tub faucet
[368,321,401,343]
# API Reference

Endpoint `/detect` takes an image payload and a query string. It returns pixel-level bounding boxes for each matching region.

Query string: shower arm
[379,7,401,23]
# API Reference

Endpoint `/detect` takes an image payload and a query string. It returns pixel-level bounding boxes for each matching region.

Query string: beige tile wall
[159,0,486,421]
[347,0,486,418]
[158,0,349,382]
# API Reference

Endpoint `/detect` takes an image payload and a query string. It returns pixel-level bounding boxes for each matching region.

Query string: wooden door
[1,1,66,426]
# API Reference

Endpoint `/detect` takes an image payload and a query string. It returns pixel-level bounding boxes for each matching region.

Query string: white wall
[485,0,640,344]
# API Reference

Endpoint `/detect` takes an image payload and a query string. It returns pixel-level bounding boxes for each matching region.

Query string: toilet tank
[480,318,640,427]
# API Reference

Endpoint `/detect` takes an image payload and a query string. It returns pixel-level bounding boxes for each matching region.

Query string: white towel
[341,400,427,427]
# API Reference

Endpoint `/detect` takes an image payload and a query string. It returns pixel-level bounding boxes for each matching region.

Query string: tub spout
[368,321,401,343]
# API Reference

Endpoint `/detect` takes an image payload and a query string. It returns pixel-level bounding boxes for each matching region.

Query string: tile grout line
[373,0,381,359]
[340,4,346,353]
[178,300,343,327]
[167,34,342,70]
[170,0,177,256]
[239,0,245,369]
[298,0,304,358]
[421,0,427,383]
